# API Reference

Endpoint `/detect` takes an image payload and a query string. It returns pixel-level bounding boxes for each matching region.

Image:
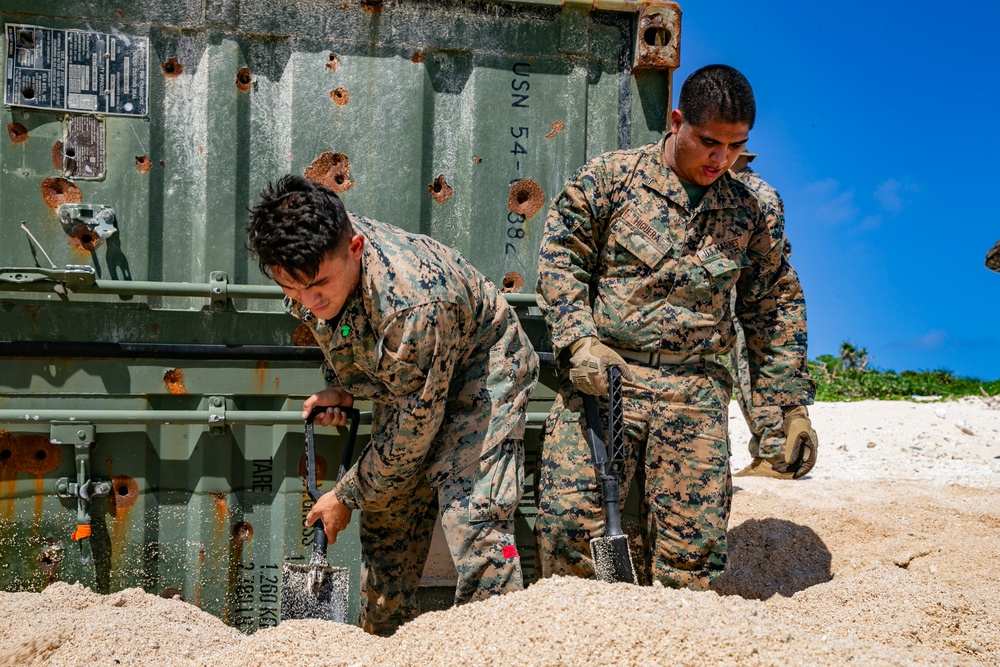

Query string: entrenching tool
[582,366,637,584]
[280,406,361,622]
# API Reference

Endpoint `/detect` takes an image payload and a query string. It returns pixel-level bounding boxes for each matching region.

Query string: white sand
[1,397,998,666]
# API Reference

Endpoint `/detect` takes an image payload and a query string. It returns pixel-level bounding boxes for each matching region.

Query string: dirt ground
[1,398,998,666]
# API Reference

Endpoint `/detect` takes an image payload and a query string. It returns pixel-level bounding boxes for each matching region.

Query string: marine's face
[271,234,364,321]
[667,110,750,186]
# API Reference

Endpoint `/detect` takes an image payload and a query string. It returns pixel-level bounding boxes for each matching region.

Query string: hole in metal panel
[136,155,151,173]
[502,272,525,293]
[507,179,545,219]
[21,86,35,100]
[110,475,139,509]
[7,122,28,144]
[160,587,185,601]
[298,454,328,481]
[68,225,98,252]
[162,58,183,78]
[330,87,349,106]
[428,175,453,204]
[236,67,252,92]
[232,521,254,542]
[643,27,671,47]
[15,435,61,475]
[305,152,355,193]
[18,30,35,47]
[412,51,426,63]
[40,177,82,211]
[326,53,340,72]
[163,368,186,395]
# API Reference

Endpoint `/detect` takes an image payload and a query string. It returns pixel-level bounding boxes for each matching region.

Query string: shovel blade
[590,534,636,584]
[281,562,350,623]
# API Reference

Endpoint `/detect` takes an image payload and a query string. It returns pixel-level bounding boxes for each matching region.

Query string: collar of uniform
[640,134,750,214]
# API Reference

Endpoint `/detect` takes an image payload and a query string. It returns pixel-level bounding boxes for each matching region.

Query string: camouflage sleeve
[333,302,462,511]
[535,160,612,353]
[735,193,816,407]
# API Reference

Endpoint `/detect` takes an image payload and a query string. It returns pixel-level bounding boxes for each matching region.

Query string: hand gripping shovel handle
[305,406,361,559]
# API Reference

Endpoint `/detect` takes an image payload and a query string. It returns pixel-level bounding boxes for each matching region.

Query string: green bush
[809,343,1000,402]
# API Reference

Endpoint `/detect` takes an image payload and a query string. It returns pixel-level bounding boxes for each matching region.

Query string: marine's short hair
[246,175,353,283]
[678,64,756,129]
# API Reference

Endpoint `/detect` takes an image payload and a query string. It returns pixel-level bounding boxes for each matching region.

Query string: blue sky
[673,1,1000,380]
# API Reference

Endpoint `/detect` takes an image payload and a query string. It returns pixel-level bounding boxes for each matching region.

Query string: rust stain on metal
[361,0,383,13]
[51,141,64,171]
[508,179,545,219]
[473,156,482,164]
[544,120,565,140]
[212,492,230,522]
[0,430,15,473]
[330,87,350,106]
[254,360,269,394]
[67,225,99,252]
[326,53,340,72]
[298,453,328,482]
[162,58,183,78]
[33,476,44,527]
[160,587,185,600]
[135,155,152,173]
[292,323,318,347]
[163,368,187,395]
[428,175,453,204]
[305,152,355,193]
[232,520,254,543]
[235,67,252,92]
[38,539,63,576]
[412,51,426,64]
[110,475,139,510]
[634,5,681,70]
[40,177,82,212]
[502,272,525,293]
[7,122,28,144]
[14,434,62,475]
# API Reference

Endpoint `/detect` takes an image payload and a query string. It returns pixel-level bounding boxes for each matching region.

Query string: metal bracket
[208,396,227,435]
[52,422,109,564]
[209,271,230,311]
[633,3,680,70]
[0,265,97,288]
[58,204,118,250]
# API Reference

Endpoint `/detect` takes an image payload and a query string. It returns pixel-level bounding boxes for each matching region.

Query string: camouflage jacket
[288,215,539,510]
[536,138,814,406]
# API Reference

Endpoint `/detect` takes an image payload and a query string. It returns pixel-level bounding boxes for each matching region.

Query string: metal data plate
[62,115,106,179]
[4,23,149,116]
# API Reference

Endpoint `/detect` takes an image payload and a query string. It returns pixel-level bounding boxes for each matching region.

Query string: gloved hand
[567,336,635,395]
[735,405,817,480]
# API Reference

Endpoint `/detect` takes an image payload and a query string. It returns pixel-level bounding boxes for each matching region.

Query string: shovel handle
[304,406,361,558]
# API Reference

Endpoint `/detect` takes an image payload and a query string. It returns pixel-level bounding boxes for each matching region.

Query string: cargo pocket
[469,439,525,525]
[700,253,743,321]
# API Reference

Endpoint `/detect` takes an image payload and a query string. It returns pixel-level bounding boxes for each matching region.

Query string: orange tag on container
[71,524,91,540]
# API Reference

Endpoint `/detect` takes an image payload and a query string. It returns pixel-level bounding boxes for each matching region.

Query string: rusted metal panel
[0,0,678,629]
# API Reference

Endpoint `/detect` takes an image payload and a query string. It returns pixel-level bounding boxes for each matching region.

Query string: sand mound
[1,398,998,666]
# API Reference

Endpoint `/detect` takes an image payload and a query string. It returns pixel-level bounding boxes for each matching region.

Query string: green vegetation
[811,341,1000,401]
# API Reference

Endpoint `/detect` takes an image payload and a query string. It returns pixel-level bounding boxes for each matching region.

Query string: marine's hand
[305,490,353,545]
[302,387,355,427]
[567,336,635,396]
[779,405,818,479]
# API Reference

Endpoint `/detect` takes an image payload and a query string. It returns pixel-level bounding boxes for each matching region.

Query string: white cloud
[873,178,919,215]
[902,329,948,350]
[800,179,858,226]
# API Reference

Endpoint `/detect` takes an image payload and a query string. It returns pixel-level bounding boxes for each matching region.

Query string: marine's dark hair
[678,64,756,129]
[246,175,353,283]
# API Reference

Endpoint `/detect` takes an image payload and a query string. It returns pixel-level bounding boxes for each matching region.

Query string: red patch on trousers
[502,545,519,560]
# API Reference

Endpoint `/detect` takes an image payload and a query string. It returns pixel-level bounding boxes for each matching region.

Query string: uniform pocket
[469,439,525,524]
[700,253,744,321]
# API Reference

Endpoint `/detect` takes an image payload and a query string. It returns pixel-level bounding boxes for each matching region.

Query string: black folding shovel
[582,366,637,584]
[280,406,360,623]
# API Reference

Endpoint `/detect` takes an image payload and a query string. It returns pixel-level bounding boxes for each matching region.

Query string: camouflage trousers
[731,318,785,461]
[535,360,733,590]
[359,437,524,635]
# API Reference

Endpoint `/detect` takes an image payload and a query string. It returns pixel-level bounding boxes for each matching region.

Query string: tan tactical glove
[567,336,635,396]
[735,406,817,480]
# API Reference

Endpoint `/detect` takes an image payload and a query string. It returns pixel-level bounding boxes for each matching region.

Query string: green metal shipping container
[0,0,679,630]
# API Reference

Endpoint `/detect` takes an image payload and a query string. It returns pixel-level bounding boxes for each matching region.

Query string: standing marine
[533,64,817,590]
[247,175,538,634]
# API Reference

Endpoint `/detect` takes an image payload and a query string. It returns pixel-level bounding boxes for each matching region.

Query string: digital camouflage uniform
[288,215,539,635]
[534,138,814,589]
[987,240,1000,273]
[730,164,791,464]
